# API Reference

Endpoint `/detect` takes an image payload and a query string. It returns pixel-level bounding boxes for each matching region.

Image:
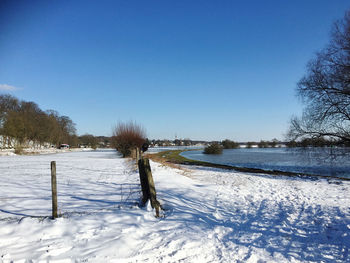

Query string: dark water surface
[181,148,350,179]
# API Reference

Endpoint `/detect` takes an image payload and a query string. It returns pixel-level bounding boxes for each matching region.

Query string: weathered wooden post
[51,161,58,219]
[138,158,160,217]
[138,158,148,204]
[135,147,140,161]
[139,147,143,160]
[144,158,160,217]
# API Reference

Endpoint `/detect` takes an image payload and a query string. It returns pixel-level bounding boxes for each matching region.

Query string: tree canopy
[222,139,240,149]
[0,94,77,147]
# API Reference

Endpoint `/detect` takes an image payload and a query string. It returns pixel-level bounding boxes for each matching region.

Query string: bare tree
[111,121,146,157]
[288,10,350,143]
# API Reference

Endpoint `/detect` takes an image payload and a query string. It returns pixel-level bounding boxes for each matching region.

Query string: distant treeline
[149,139,207,147]
[204,138,350,155]
[0,94,110,149]
[286,138,350,148]
[154,138,350,150]
[148,138,283,148]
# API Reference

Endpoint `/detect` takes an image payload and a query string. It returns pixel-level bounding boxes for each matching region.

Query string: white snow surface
[0,149,349,262]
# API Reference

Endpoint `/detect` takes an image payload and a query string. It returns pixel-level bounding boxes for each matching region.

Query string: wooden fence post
[51,161,58,219]
[136,147,140,161]
[138,158,149,204]
[138,158,160,217]
[139,148,142,161]
[144,159,160,217]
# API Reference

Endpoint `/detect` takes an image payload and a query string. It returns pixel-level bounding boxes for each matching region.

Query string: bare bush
[111,121,146,157]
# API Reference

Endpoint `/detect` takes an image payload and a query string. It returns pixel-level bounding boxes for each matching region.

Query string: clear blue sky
[0,1,349,141]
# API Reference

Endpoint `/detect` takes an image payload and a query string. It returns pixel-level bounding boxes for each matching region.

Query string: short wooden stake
[144,159,160,217]
[138,158,160,217]
[51,161,58,219]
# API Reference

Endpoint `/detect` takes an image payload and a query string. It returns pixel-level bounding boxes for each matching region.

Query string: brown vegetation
[0,94,77,148]
[111,121,146,157]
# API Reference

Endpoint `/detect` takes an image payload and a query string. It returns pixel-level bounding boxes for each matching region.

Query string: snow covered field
[0,149,349,262]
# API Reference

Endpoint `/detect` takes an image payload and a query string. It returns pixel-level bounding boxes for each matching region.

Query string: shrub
[203,143,223,154]
[111,121,146,157]
[79,134,98,149]
[286,140,297,148]
[258,140,269,148]
[246,142,254,148]
[14,145,24,155]
[268,138,279,148]
[222,139,240,149]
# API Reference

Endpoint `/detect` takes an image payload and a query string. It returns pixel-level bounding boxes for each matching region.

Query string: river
[180,147,350,179]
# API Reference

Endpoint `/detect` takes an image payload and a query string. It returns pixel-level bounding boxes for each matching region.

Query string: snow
[0,149,349,262]
[0,147,93,156]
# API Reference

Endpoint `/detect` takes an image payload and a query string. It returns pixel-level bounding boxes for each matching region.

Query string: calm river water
[181,147,350,179]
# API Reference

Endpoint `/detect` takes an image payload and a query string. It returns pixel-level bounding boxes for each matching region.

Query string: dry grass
[145,152,193,177]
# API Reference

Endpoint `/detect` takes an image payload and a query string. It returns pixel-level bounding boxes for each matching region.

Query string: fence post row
[49,151,159,219]
[51,161,58,219]
[138,157,160,217]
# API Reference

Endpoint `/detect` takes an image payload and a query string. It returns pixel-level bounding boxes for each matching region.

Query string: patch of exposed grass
[147,150,201,164]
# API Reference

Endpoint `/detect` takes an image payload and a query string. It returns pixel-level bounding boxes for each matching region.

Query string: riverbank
[146,150,350,181]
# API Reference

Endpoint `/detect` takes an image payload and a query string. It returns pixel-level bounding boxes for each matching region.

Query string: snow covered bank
[0,147,94,156]
[0,150,349,262]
